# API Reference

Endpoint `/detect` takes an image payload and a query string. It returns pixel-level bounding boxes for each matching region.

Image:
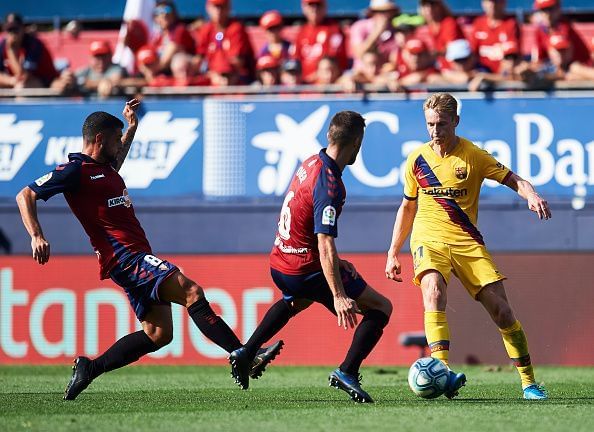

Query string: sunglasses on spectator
[154,5,173,16]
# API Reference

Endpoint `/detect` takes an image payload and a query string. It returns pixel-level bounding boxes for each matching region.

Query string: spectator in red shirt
[0,13,72,92]
[136,46,161,85]
[194,0,255,83]
[151,1,195,74]
[433,39,491,87]
[419,0,465,68]
[471,0,521,73]
[394,38,440,88]
[531,0,589,65]
[293,0,348,83]
[208,51,240,87]
[567,36,594,80]
[258,10,291,62]
[157,52,209,87]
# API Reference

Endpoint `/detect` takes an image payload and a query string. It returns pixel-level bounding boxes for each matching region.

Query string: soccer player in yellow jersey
[385,93,551,400]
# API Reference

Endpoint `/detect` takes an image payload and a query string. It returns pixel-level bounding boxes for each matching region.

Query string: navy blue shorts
[110,253,178,321]
[270,267,367,314]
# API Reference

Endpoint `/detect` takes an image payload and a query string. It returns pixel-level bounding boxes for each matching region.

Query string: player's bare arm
[386,198,418,282]
[317,233,359,329]
[113,99,140,172]
[504,172,552,220]
[15,186,50,265]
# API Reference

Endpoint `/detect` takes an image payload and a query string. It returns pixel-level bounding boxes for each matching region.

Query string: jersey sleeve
[27,161,81,201]
[403,153,419,200]
[476,148,512,184]
[313,168,343,237]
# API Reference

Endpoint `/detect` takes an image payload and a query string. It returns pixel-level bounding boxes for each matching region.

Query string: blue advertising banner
[1,95,593,203]
[204,95,594,204]
[0,99,202,198]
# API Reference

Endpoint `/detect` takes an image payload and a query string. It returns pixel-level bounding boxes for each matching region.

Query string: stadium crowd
[2,0,594,97]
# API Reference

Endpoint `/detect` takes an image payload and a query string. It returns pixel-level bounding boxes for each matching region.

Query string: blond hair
[423,93,458,118]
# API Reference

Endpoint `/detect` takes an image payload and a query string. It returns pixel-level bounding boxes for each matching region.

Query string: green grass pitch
[1,365,592,432]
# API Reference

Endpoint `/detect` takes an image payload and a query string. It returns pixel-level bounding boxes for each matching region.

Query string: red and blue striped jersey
[28,153,152,279]
[270,149,346,275]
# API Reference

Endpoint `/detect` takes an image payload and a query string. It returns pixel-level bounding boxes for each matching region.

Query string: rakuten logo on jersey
[0,114,43,181]
[44,112,199,189]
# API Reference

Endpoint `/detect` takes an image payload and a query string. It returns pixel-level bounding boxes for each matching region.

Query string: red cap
[260,10,283,29]
[257,55,280,70]
[501,40,519,56]
[549,32,570,50]
[209,53,234,74]
[136,46,158,65]
[405,38,428,54]
[533,0,558,10]
[89,40,111,56]
[208,0,229,6]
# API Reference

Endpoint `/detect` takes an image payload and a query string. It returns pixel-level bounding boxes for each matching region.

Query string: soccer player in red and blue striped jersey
[16,99,282,400]
[228,111,392,403]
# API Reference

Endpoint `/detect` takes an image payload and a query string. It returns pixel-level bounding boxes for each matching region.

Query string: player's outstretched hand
[527,192,552,220]
[31,235,50,265]
[334,295,359,330]
[339,259,358,278]
[122,99,140,127]
[385,254,403,282]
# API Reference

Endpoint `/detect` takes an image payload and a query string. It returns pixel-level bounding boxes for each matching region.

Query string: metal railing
[2,80,594,99]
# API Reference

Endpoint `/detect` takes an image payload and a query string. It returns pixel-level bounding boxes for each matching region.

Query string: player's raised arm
[504,172,552,220]
[386,197,417,282]
[113,98,140,172]
[317,233,359,330]
[15,187,50,265]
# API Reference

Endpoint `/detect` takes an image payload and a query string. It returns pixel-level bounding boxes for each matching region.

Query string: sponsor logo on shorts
[34,172,52,186]
[322,205,336,226]
[107,189,132,208]
[90,174,105,180]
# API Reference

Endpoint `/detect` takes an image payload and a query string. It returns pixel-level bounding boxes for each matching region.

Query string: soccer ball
[407,357,449,399]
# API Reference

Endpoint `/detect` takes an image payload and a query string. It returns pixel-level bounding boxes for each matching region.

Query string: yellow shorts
[410,241,506,299]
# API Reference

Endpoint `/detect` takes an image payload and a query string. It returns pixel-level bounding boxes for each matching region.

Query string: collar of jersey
[319,149,342,177]
[68,152,108,165]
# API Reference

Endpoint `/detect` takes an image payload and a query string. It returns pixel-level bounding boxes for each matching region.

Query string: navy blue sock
[91,330,159,379]
[188,297,242,353]
[244,300,294,359]
[340,310,390,376]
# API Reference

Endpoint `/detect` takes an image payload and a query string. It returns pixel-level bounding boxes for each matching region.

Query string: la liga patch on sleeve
[322,205,336,226]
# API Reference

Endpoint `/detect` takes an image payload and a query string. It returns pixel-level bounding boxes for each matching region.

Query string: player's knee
[423,285,446,309]
[378,296,393,317]
[153,329,174,348]
[494,304,515,328]
[145,327,173,348]
[184,281,205,306]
